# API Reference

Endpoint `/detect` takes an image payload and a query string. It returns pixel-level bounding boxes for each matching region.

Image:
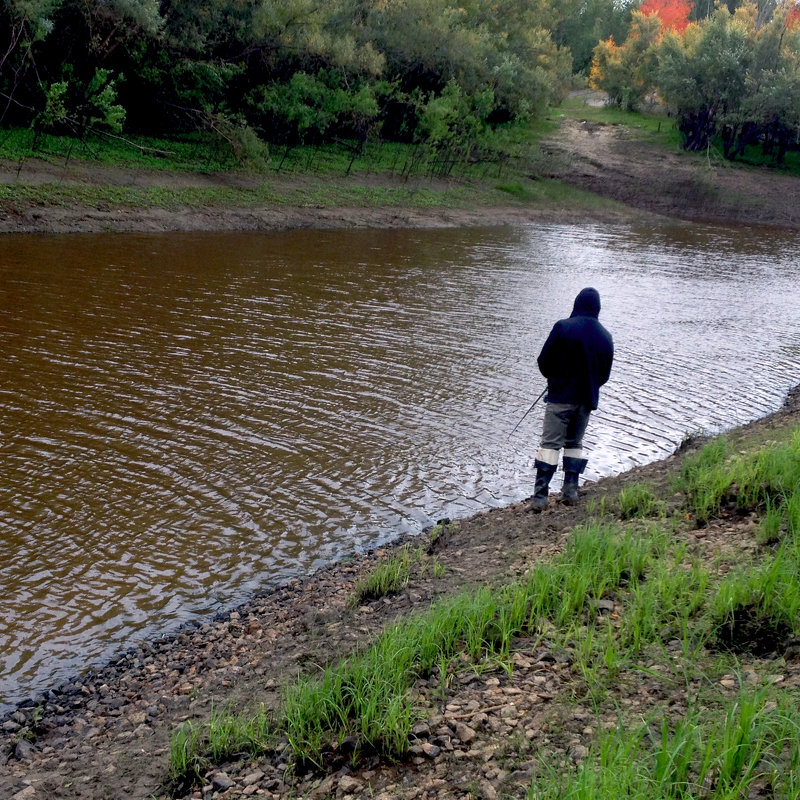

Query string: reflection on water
[1,222,799,711]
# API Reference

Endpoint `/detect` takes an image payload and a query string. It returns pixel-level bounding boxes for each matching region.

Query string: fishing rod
[506,387,547,440]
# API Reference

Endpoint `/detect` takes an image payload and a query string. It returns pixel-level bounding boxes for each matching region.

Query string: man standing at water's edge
[530,287,614,511]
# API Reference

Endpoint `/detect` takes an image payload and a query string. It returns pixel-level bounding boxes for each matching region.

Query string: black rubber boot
[560,457,588,505]
[529,460,557,512]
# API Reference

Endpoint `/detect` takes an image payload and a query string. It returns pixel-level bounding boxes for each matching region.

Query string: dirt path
[541,117,800,229]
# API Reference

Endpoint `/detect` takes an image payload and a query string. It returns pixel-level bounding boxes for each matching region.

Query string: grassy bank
[0,172,617,215]
[4,99,800,231]
[0,115,628,220]
[1,119,557,176]
[167,419,800,798]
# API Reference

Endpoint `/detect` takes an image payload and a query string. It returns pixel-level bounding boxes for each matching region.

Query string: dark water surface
[1,222,799,711]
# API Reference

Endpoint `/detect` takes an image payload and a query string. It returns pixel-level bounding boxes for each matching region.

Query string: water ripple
[1,223,800,710]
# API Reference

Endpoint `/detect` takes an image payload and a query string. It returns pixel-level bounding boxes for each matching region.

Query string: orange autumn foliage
[639,0,693,33]
[786,3,800,28]
[588,37,621,90]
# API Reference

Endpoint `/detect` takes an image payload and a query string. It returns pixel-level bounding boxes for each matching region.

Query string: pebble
[14,740,36,762]
[339,775,363,792]
[569,744,590,761]
[481,780,498,800]
[421,742,442,758]
[243,770,265,786]
[411,722,431,739]
[212,772,234,792]
[452,721,477,743]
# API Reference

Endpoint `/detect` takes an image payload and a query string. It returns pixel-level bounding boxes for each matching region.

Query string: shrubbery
[0,0,574,163]
[590,0,800,164]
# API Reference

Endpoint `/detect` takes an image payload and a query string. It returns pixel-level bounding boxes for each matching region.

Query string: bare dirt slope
[540,117,800,228]
[0,150,633,235]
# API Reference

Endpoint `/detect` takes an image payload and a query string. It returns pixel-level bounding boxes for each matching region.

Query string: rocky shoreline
[2,385,799,800]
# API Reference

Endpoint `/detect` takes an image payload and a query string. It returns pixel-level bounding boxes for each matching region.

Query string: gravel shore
[2,386,799,800]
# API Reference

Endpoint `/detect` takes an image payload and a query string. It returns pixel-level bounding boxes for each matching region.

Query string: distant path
[541,116,800,229]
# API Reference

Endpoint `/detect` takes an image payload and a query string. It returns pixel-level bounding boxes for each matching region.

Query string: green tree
[34,67,125,136]
[553,0,633,74]
[735,6,800,162]
[0,0,64,122]
[357,0,570,121]
[2,0,574,159]
[589,10,661,109]
[656,7,753,150]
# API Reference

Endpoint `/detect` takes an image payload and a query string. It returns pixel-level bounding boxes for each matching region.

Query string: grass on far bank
[0,115,629,216]
[0,179,484,211]
[0,172,621,216]
[0,119,551,178]
[167,420,800,797]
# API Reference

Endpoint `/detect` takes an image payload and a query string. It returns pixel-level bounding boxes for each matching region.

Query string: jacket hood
[571,287,601,318]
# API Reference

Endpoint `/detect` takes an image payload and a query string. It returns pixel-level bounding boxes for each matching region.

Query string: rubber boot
[529,460,557,512]
[560,457,588,505]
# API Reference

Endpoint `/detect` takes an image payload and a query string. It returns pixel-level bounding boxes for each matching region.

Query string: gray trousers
[536,402,592,467]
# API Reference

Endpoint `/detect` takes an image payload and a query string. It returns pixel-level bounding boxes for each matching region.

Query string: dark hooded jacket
[537,288,614,410]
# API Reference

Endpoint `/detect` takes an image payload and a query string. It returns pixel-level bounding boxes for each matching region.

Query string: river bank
[0,165,640,236]
[3,111,800,235]
[2,384,800,800]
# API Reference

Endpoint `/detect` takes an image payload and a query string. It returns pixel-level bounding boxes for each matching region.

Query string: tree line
[0,0,587,163]
[2,0,798,166]
[590,0,800,164]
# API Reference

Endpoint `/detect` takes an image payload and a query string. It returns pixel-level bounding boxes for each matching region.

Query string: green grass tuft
[350,545,415,605]
[678,431,800,522]
[168,706,275,790]
[618,482,662,519]
[528,689,800,800]
[169,721,206,792]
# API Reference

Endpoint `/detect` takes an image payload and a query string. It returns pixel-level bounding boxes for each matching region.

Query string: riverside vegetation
[6,93,800,236]
[2,0,800,180]
[2,392,800,799]
[4,0,800,239]
[0,113,594,216]
[158,400,800,800]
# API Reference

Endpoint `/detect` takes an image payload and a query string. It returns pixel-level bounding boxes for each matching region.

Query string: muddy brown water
[1,221,799,712]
